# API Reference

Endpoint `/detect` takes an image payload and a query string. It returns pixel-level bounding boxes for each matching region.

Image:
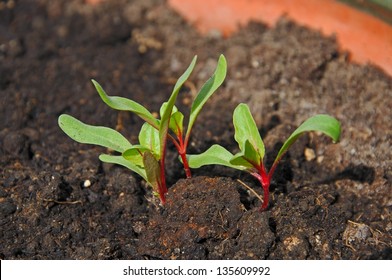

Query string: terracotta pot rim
[168,0,392,77]
[86,0,392,77]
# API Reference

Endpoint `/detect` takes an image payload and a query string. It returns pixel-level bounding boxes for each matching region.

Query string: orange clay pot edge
[168,0,392,77]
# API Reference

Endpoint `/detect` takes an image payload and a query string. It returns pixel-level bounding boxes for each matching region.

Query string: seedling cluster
[58,54,341,210]
[59,55,226,204]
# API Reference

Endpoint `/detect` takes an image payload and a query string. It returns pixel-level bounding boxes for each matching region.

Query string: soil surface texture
[1,0,391,259]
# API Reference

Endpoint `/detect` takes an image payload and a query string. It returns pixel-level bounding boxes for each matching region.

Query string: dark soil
[1,0,391,259]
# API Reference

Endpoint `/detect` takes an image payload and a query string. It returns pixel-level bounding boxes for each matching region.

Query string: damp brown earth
[0,0,391,259]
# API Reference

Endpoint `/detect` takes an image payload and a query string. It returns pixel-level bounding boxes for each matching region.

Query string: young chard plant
[58,55,226,204]
[159,54,227,178]
[187,103,341,210]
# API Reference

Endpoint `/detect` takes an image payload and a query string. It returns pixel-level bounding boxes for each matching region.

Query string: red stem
[251,163,271,211]
[175,127,192,178]
[268,154,285,181]
[157,180,166,205]
[180,152,192,178]
[155,125,193,204]
[168,134,181,150]
[157,157,167,205]
[159,129,169,203]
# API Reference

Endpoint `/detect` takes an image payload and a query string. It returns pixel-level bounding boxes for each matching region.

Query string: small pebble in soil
[83,179,91,188]
[317,155,324,163]
[304,147,316,161]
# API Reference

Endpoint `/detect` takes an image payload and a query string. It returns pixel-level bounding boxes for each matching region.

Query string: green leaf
[159,102,179,118]
[233,103,265,159]
[186,144,247,171]
[159,56,197,158]
[143,151,161,191]
[91,79,159,128]
[159,103,184,136]
[138,123,160,157]
[99,154,147,181]
[169,111,184,136]
[274,114,341,164]
[122,145,148,167]
[58,114,132,153]
[229,153,255,169]
[230,140,261,169]
[186,54,227,140]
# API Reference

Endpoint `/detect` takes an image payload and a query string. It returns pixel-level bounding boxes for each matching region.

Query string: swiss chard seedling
[187,103,341,210]
[58,55,226,204]
[157,54,227,178]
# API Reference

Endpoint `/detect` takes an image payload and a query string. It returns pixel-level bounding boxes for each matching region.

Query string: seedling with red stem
[187,103,341,210]
[58,55,226,204]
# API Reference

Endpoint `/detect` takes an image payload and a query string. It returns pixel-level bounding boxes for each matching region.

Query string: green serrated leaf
[186,54,227,140]
[274,114,341,165]
[233,103,265,159]
[91,79,159,128]
[143,151,161,191]
[99,154,147,181]
[138,123,160,157]
[186,144,247,171]
[58,114,132,153]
